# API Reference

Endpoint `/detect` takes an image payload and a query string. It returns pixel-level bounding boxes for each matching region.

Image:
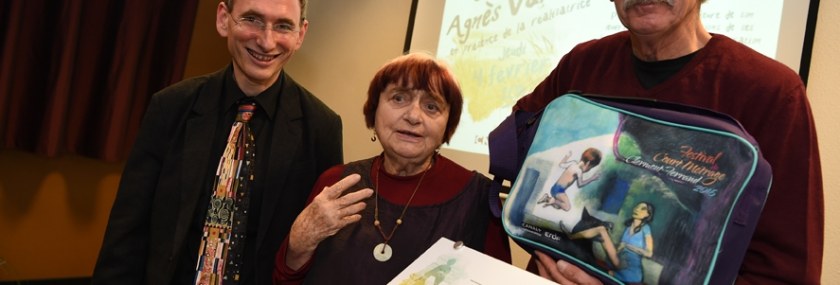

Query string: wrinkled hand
[286,174,373,269]
[534,251,603,285]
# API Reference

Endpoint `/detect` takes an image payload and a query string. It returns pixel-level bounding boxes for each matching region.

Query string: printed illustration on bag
[504,99,757,284]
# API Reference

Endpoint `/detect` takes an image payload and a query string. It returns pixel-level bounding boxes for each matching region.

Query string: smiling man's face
[216,0,308,94]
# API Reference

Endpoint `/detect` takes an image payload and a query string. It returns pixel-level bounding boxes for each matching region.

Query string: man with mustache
[515,0,823,284]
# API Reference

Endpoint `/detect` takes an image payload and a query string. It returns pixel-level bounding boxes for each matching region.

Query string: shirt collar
[222,66,283,120]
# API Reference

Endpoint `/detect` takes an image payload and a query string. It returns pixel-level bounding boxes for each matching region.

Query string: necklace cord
[373,156,433,253]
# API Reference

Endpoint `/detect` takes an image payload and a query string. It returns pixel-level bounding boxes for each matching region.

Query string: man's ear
[295,19,309,48]
[216,2,230,37]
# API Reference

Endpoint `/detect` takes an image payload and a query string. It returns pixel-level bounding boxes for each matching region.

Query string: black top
[633,51,697,89]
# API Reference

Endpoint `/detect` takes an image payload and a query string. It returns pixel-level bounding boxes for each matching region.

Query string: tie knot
[237,101,257,122]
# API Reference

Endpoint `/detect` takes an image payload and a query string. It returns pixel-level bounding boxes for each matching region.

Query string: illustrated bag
[488,93,772,285]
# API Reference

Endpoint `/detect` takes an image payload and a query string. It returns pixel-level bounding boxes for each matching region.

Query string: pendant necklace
[372,157,431,262]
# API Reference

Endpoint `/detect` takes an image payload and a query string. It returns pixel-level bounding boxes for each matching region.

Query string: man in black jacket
[92,0,343,284]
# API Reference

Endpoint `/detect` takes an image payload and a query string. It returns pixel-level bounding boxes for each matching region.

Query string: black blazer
[92,67,343,284]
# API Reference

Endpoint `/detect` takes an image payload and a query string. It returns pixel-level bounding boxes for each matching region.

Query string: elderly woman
[273,53,511,284]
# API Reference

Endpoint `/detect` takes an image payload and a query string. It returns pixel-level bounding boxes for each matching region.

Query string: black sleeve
[91,93,168,285]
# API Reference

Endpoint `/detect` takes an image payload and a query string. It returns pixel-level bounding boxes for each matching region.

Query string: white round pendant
[373,243,393,262]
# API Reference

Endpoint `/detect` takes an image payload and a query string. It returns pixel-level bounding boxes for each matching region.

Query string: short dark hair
[363,53,463,144]
[581,148,602,167]
[226,0,308,21]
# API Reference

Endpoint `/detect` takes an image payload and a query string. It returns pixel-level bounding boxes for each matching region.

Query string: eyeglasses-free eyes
[226,10,300,36]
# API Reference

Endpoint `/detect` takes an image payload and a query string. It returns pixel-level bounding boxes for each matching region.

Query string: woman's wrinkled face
[374,83,449,164]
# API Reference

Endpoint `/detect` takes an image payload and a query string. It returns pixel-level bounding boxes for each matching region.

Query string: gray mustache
[623,0,675,10]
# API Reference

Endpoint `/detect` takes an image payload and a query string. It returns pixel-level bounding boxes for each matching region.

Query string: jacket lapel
[256,72,304,249]
[172,69,226,254]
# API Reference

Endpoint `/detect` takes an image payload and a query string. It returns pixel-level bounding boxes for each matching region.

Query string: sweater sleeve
[514,55,570,112]
[735,84,823,285]
[513,37,604,112]
[92,92,168,285]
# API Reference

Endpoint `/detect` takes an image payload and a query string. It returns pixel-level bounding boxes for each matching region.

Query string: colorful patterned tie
[194,100,257,285]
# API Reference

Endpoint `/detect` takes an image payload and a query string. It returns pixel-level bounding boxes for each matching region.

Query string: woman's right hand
[285,173,374,269]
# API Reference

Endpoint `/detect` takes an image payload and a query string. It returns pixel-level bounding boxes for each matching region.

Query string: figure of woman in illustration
[614,201,656,284]
[537,148,602,211]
